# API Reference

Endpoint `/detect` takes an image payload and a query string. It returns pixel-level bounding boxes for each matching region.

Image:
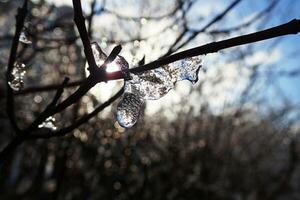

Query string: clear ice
[8,62,26,91]
[91,42,130,79]
[19,31,32,44]
[125,56,202,100]
[38,116,57,131]
[116,93,144,128]
[91,42,203,128]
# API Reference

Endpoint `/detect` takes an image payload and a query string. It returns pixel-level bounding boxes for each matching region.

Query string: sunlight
[85,60,122,103]
[106,61,120,73]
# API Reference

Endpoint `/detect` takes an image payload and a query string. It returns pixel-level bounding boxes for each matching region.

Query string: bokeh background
[0,0,300,199]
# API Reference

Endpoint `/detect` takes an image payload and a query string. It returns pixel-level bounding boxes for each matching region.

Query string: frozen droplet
[19,31,32,44]
[38,116,57,131]
[8,62,26,91]
[116,92,144,128]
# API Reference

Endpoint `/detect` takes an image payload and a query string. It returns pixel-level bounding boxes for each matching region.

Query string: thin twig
[29,87,124,139]
[48,77,70,107]
[163,0,243,57]
[87,0,96,38]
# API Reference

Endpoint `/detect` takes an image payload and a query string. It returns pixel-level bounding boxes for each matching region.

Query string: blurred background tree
[0,0,300,199]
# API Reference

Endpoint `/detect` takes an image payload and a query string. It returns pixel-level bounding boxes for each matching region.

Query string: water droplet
[116,92,144,128]
[38,116,57,131]
[19,31,32,44]
[8,62,26,91]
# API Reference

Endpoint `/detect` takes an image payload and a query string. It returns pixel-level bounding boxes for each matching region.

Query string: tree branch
[6,0,28,133]
[30,87,124,139]
[106,19,300,80]
[72,0,100,74]
[15,18,300,94]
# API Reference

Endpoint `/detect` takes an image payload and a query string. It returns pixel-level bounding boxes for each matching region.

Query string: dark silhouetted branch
[30,87,124,139]
[73,0,98,74]
[107,18,300,80]
[15,80,83,95]
[6,0,28,133]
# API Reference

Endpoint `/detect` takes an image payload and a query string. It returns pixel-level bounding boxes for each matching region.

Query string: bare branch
[107,19,300,80]
[14,80,83,95]
[30,87,124,139]
[5,0,28,133]
[72,0,98,73]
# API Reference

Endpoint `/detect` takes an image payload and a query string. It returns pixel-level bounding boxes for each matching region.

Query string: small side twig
[15,80,82,95]
[163,0,243,57]
[48,77,70,108]
[87,0,96,38]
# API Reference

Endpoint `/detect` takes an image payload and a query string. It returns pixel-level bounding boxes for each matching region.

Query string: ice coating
[116,92,144,128]
[8,62,26,91]
[19,31,32,44]
[117,56,202,128]
[91,42,107,67]
[125,56,203,100]
[90,42,202,128]
[38,116,57,131]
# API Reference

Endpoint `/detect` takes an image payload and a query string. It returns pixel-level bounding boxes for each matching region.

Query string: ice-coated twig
[6,0,28,133]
